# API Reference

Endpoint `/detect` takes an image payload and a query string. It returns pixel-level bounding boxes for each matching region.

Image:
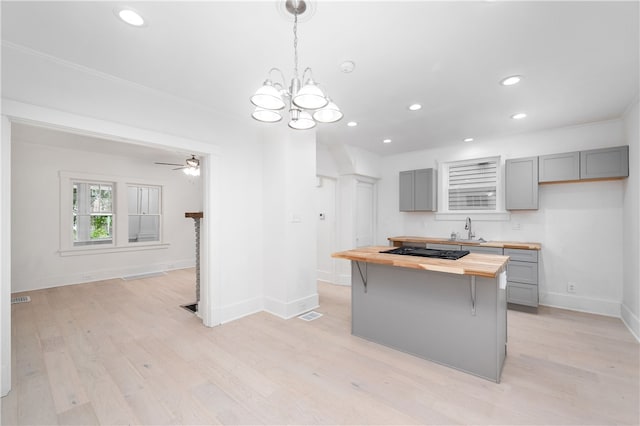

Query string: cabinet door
[539,151,580,183]
[505,157,538,210]
[580,145,629,180]
[399,170,414,211]
[414,168,436,211]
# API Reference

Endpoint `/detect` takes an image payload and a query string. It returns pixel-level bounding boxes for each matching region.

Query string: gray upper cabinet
[580,145,629,180]
[399,168,436,212]
[538,151,580,183]
[399,171,415,211]
[505,157,538,210]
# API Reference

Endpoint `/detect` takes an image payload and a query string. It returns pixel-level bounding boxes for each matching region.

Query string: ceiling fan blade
[172,166,187,170]
[154,162,184,166]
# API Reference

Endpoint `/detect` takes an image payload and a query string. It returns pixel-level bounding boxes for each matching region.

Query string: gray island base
[350,261,507,383]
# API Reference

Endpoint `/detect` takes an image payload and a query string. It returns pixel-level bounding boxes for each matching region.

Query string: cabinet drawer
[426,243,461,250]
[401,242,427,248]
[466,246,503,255]
[504,248,538,263]
[507,260,538,284]
[507,282,538,307]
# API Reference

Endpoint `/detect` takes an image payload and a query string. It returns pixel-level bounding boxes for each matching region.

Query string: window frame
[59,171,169,256]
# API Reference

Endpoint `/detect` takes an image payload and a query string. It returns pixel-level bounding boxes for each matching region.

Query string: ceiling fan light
[252,107,283,123]
[292,81,328,110]
[250,81,286,110]
[288,110,316,130]
[313,101,343,123]
[183,167,200,176]
[186,156,199,168]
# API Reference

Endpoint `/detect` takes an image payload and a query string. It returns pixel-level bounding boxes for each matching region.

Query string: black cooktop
[380,247,470,260]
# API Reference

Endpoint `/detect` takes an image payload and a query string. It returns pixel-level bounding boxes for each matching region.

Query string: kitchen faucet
[465,217,475,240]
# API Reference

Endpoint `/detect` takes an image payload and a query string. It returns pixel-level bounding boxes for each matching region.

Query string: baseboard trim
[1,361,10,397]
[540,292,621,318]
[264,293,319,320]
[216,297,263,325]
[621,303,640,342]
[11,259,195,292]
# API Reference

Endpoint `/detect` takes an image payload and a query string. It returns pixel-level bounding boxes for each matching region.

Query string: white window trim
[59,171,169,256]
[435,156,511,221]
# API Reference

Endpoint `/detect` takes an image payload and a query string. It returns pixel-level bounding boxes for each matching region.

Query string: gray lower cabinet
[504,248,539,307]
[538,151,580,183]
[580,145,629,180]
[399,168,436,211]
[505,157,539,210]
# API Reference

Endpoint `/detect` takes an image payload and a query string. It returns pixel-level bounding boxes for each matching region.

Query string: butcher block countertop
[388,236,542,250]
[332,246,509,278]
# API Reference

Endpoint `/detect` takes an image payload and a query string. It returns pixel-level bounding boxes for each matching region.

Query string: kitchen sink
[449,238,487,244]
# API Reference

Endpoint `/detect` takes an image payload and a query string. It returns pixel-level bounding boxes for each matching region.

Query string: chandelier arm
[301,67,314,83]
[268,67,288,90]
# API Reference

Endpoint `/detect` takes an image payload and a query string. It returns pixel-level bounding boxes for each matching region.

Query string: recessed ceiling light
[500,75,522,86]
[347,121,358,127]
[383,138,392,144]
[116,8,145,27]
[511,112,527,120]
[340,61,356,73]
[408,103,422,111]
[463,137,474,142]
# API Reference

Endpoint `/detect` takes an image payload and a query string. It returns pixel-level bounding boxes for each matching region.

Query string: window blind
[448,159,498,210]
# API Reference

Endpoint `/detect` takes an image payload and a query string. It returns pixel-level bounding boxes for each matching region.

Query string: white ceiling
[2,1,639,156]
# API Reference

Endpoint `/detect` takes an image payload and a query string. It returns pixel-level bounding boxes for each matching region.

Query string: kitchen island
[332,246,509,382]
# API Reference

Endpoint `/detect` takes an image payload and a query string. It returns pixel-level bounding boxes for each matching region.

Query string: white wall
[622,100,640,339]
[262,128,318,319]
[11,139,202,292]
[378,119,628,317]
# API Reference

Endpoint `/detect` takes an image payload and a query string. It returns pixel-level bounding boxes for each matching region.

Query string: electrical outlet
[567,282,577,293]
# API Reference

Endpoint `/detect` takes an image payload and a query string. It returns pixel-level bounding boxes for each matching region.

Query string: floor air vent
[121,271,166,281]
[11,296,31,304]
[298,311,323,321]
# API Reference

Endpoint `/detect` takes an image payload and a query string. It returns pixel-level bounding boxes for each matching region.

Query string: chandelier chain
[293,10,299,79]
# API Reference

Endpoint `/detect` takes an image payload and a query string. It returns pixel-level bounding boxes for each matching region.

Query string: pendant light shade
[292,80,328,110]
[250,81,286,110]
[288,110,316,130]
[252,107,283,123]
[313,100,343,123]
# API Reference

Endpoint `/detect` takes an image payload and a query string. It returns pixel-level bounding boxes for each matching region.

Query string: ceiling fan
[155,155,200,175]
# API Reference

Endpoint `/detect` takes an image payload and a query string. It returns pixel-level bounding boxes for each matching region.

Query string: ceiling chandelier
[250,0,343,130]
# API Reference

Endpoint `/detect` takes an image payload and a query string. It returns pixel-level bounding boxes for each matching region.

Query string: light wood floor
[2,268,638,425]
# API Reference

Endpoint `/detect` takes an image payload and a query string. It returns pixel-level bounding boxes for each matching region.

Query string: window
[440,156,504,214]
[59,171,168,255]
[73,182,114,246]
[128,185,161,242]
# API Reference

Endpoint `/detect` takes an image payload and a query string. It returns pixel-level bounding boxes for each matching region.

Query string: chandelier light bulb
[292,79,329,110]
